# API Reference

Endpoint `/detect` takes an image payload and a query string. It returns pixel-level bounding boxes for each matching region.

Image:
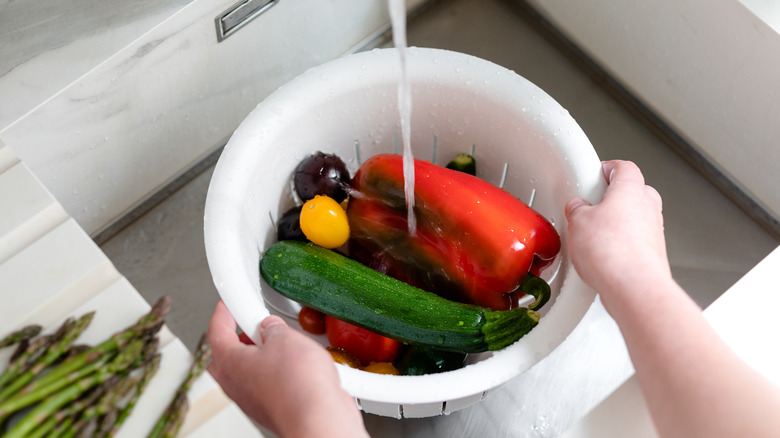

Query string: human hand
[564,160,671,309]
[207,301,368,438]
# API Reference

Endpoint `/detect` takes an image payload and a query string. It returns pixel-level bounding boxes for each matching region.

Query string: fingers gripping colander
[204,47,605,418]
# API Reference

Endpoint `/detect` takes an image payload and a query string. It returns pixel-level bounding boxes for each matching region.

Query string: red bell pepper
[347,154,560,310]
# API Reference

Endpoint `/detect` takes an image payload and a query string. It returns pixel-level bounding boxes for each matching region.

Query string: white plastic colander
[203,47,605,418]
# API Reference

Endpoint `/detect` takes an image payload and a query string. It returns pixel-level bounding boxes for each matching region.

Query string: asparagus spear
[147,333,211,438]
[0,329,164,420]
[132,336,160,370]
[26,414,60,438]
[148,392,190,438]
[0,297,170,435]
[68,375,137,437]
[0,311,94,400]
[12,296,170,400]
[96,407,119,437]
[25,382,110,438]
[8,338,30,363]
[0,332,57,392]
[84,375,137,422]
[0,324,41,349]
[2,338,145,438]
[106,353,162,437]
[63,343,92,360]
[178,334,211,396]
[1,316,76,393]
[66,337,160,437]
[160,393,189,438]
[0,348,115,418]
[48,416,75,438]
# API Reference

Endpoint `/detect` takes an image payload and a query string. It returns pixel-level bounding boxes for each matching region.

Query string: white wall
[529,0,780,223]
[740,0,780,33]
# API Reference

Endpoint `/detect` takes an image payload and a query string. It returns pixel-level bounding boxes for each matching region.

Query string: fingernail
[260,315,285,330]
[259,315,286,343]
[602,162,615,183]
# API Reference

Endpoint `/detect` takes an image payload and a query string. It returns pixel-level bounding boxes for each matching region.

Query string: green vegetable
[260,241,541,353]
[0,332,55,393]
[108,353,161,436]
[0,297,170,429]
[399,345,467,376]
[520,273,552,311]
[445,153,477,175]
[0,325,41,350]
[0,297,204,438]
[0,312,94,400]
[147,334,210,438]
[2,339,144,438]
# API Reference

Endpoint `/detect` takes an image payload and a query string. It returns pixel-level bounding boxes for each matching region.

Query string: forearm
[566,161,780,437]
[604,277,780,438]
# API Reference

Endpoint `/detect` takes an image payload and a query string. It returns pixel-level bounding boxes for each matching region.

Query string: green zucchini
[259,240,540,353]
[398,345,468,376]
[445,153,477,175]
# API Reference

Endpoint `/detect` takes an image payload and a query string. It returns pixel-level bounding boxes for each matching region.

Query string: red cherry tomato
[298,307,326,335]
[238,332,255,345]
[325,316,401,366]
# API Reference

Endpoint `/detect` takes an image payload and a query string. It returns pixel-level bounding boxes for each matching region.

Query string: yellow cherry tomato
[299,195,350,248]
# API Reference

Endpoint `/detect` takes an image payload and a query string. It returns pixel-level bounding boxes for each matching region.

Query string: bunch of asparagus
[0,296,211,438]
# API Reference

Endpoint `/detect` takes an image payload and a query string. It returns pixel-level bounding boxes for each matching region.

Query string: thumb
[565,198,591,219]
[259,315,288,344]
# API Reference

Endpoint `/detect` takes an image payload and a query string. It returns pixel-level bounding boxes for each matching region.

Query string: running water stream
[388,0,417,236]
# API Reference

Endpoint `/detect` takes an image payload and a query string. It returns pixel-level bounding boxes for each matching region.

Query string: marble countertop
[0,0,193,130]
